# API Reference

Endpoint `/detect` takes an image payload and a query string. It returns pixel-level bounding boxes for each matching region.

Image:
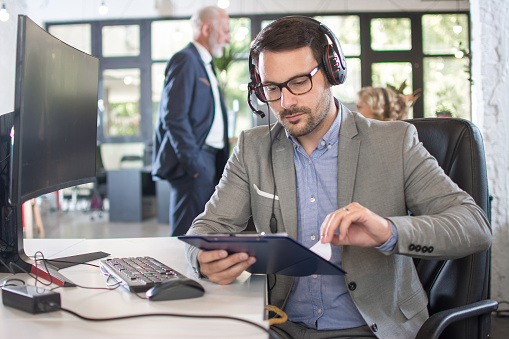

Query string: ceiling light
[217,0,230,9]
[0,2,10,22]
[98,0,109,15]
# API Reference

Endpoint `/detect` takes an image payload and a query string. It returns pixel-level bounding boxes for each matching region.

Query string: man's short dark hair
[250,16,328,67]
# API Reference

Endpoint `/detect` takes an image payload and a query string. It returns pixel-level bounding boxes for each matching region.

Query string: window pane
[229,18,251,56]
[371,18,412,51]
[423,14,469,55]
[102,25,140,57]
[102,69,141,137]
[372,62,413,95]
[151,20,192,60]
[372,62,414,119]
[314,16,360,56]
[152,62,166,130]
[332,58,361,105]
[48,24,91,54]
[423,57,471,119]
[261,20,273,30]
[219,60,251,136]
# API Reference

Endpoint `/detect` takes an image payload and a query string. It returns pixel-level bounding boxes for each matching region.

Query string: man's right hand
[197,249,256,285]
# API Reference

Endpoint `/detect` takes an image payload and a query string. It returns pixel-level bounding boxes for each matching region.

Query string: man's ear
[201,23,212,37]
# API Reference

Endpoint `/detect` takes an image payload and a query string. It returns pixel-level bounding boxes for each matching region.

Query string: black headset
[247,16,347,117]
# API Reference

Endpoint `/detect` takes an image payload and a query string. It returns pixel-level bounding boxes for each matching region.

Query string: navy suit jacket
[152,43,229,181]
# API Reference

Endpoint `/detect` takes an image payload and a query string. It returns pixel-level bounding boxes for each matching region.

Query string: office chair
[406,118,498,339]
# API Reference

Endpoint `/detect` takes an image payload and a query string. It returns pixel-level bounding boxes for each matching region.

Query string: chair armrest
[415,299,498,339]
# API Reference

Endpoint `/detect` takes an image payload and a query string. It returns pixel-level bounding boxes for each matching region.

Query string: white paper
[310,240,332,261]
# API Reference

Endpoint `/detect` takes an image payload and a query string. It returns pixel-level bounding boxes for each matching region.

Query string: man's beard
[208,29,225,58]
[275,92,332,138]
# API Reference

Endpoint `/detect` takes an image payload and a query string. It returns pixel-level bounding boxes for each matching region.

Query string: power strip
[2,285,61,314]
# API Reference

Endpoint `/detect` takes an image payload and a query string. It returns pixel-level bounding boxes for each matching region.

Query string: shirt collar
[286,99,342,150]
[192,41,213,65]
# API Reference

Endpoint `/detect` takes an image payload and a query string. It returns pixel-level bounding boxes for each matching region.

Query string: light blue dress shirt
[283,105,397,330]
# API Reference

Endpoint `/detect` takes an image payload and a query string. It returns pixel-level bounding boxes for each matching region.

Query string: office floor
[35,208,509,338]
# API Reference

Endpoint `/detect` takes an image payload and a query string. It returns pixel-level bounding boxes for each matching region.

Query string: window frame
[46,10,471,145]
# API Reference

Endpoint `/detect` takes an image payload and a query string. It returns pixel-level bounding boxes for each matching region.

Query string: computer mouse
[146,278,205,301]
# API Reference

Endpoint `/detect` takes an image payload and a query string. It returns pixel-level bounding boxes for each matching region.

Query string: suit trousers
[271,322,376,339]
[168,149,218,236]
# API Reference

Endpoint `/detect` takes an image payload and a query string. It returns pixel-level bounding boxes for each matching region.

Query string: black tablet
[178,233,345,276]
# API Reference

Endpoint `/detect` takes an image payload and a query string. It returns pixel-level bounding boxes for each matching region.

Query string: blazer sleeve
[159,52,206,176]
[387,123,491,259]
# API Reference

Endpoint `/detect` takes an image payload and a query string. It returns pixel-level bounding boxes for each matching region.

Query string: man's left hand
[320,202,392,247]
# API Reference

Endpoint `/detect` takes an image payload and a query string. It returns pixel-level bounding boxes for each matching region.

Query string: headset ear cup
[249,56,266,102]
[323,44,346,85]
[252,71,266,102]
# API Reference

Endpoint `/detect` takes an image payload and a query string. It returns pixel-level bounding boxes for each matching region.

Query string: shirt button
[320,140,326,146]
[327,144,331,149]
[348,282,357,291]
[310,235,316,241]
[310,197,316,203]
[312,274,318,279]
[317,308,322,314]
[308,159,312,164]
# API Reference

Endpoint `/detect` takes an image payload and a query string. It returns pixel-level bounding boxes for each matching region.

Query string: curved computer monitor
[10,15,99,205]
[0,15,99,273]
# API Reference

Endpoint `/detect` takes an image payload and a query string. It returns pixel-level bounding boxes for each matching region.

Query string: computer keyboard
[99,256,192,293]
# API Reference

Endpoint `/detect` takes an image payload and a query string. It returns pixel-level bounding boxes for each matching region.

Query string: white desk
[0,237,268,339]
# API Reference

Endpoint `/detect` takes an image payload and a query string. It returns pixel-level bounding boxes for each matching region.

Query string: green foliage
[108,102,140,137]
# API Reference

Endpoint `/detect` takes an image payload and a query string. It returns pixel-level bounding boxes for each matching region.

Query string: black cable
[33,251,54,286]
[57,305,280,338]
[0,256,14,273]
[0,278,26,287]
[9,261,53,287]
[267,103,278,234]
[5,251,119,291]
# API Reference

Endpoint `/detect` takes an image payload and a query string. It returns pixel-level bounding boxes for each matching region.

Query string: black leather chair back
[407,118,491,338]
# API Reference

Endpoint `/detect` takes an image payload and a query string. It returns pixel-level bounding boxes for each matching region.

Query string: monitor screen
[10,15,99,205]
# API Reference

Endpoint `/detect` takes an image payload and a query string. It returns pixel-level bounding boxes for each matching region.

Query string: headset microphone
[247,90,265,118]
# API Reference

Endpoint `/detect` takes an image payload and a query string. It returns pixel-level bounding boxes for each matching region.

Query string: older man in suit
[152,6,230,236]
[185,16,491,338]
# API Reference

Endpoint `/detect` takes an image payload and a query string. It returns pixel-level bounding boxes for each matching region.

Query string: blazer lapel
[271,124,299,240]
[337,105,360,208]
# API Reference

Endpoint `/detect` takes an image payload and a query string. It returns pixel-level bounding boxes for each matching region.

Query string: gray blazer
[186,105,491,338]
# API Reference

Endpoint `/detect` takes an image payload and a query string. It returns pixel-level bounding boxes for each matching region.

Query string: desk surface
[0,237,268,339]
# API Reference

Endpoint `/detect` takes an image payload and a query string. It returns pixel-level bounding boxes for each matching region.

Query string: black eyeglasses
[257,64,321,102]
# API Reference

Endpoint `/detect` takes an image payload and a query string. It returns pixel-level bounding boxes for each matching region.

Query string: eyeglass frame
[256,64,322,103]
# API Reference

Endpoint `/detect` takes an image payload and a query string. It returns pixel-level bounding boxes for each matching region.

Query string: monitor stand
[1,112,109,286]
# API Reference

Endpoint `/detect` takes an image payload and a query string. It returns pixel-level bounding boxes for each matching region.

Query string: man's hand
[320,202,392,247]
[197,249,256,285]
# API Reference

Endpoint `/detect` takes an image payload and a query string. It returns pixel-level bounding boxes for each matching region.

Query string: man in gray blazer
[185,16,491,338]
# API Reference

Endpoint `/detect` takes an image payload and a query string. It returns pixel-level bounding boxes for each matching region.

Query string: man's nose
[280,87,297,109]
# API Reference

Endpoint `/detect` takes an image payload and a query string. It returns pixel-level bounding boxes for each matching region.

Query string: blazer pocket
[198,77,210,87]
[253,184,279,200]
[399,288,428,320]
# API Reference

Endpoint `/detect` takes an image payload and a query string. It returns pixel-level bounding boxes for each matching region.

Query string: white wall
[471,0,509,303]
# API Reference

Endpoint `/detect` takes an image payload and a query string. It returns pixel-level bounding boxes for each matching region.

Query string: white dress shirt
[192,41,225,149]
